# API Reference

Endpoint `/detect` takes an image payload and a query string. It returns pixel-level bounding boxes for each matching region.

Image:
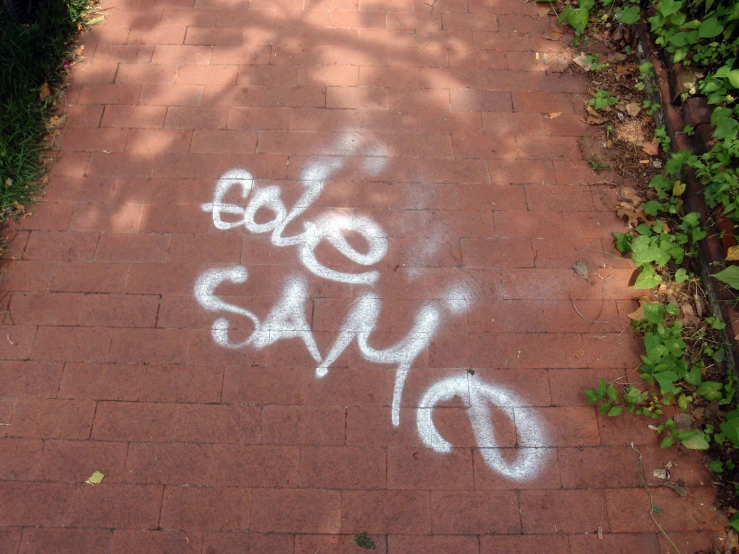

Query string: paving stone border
[633,21,739,365]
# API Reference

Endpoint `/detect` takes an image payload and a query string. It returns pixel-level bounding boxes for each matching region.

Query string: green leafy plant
[587,153,608,172]
[585,299,735,452]
[589,89,619,110]
[635,62,655,91]
[616,2,641,25]
[351,533,376,550]
[584,53,608,71]
[559,0,595,35]
[655,125,671,152]
[0,0,95,221]
[713,265,739,289]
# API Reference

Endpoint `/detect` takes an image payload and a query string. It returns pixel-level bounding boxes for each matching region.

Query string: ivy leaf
[663,338,686,357]
[698,17,723,38]
[730,513,739,532]
[712,266,739,289]
[616,5,641,24]
[721,417,739,448]
[675,431,709,450]
[654,371,680,394]
[674,268,688,283]
[684,365,702,386]
[642,303,665,324]
[696,381,723,401]
[709,459,724,473]
[728,70,739,89]
[608,405,623,416]
[614,232,633,254]
[634,267,662,289]
[657,0,682,16]
[562,8,590,35]
[660,435,674,448]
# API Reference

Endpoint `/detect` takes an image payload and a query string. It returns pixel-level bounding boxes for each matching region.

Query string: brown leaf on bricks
[616,188,652,228]
[542,29,562,41]
[641,138,659,156]
[39,83,51,100]
[627,298,660,322]
[625,103,641,117]
[585,105,606,125]
[572,260,588,280]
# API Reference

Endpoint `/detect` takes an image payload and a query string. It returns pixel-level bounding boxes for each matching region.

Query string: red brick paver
[0,0,727,552]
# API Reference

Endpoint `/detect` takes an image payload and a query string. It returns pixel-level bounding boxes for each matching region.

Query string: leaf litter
[85,471,105,485]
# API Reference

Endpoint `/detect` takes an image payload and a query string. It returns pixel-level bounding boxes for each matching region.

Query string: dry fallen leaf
[607,52,628,63]
[619,188,641,204]
[680,303,701,327]
[572,260,589,280]
[585,104,606,124]
[87,15,106,26]
[616,65,629,76]
[694,292,705,318]
[542,29,562,41]
[625,103,641,117]
[616,188,652,228]
[617,205,650,227]
[537,5,551,17]
[641,138,659,156]
[39,82,51,100]
[573,52,592,70]
[726,245,739,261]
[48,114,67,129]
[725,530,739,553]
[86,471,105,485]
[548,112,561,119]
[628,297,660,321]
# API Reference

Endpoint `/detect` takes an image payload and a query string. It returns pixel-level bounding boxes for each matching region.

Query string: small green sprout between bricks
[351,532,376,550]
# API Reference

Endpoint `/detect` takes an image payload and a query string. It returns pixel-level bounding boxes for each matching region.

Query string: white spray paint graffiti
[202,165,387,286]
[194,140,547,479]
[417,374,547,481]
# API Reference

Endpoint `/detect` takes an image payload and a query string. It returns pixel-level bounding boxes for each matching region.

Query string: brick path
[0,0,729,552]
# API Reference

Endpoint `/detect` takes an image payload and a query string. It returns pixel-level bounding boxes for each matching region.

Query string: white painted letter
[417,374,548,481]
[194,266,261,348]
[201,169,253,230]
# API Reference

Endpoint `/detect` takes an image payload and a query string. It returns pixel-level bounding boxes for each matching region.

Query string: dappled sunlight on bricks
[0,0,719,550]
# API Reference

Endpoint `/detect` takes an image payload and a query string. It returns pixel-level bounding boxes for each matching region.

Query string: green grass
[0,0,92,222]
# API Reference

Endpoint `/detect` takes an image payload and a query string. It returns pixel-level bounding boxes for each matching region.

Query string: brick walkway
[0,0,728,552]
